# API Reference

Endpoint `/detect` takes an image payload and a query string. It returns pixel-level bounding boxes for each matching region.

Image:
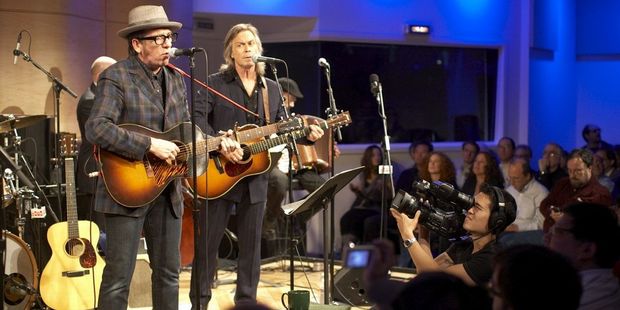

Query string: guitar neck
[182,136,222,160]
[245,118,339,155]
[236,123,282,143]
[64,158,79,239]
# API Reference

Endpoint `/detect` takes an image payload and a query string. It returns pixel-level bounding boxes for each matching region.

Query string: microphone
[13,32,22,65]
[251,54,285,64]
[168,47,204,58]
[318,58,330,70]
[369,73,380,95]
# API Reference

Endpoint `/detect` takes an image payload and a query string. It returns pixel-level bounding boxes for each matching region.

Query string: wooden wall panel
[0,0,192,138]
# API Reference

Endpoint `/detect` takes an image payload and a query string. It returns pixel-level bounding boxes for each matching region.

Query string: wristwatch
[403,236,417,248]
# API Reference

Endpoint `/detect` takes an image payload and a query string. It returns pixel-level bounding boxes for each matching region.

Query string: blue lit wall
[529,0,577,155]
[575,0,620,147]
[195,0,510,44]
[193,0,620,152]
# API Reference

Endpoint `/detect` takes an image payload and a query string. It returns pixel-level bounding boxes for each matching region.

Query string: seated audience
[505,158,547,232]
[456,141,480,189]
[461,151,504,196]
[341,145,391,248]
[581,124,613,153]
[536,142,568,191]
[396,141,433,193]
[418,151,457,254]
[592,152,615,193]
[491,244,582,310]
[514,144,533,163]
[539,149,613,232]
[547,202,620,310]
[497,137,515,186]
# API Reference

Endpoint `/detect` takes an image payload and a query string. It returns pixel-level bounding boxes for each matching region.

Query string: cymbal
[0,115,50,133]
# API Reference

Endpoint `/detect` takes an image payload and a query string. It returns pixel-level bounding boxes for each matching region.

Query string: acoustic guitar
[188,111,352,199]
[97,120,302,207]
[40,139,106,309]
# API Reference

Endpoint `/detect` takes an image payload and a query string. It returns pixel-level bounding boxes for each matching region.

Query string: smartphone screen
[345,248,372,268]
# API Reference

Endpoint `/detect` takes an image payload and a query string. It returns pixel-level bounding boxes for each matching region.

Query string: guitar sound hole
[65,238,85,257]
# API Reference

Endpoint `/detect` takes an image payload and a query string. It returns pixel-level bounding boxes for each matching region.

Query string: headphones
[487,186,515,235]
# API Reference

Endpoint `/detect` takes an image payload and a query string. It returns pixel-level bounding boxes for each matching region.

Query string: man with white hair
[76,56,116,232]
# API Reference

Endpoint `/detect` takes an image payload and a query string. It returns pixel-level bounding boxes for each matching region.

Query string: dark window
[262,41,498,143]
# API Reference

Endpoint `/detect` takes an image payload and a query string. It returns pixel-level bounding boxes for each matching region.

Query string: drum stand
[1,135,51,309]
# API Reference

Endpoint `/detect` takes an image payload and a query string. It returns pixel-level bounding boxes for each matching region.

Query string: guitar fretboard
[64,158,79,239]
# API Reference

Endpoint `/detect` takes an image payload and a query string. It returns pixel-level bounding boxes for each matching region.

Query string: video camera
[391,180,473,239]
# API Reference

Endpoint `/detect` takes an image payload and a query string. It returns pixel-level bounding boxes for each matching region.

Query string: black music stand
[281,166,363,299]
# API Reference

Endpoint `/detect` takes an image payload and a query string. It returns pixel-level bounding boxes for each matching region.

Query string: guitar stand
[280,167,363,295]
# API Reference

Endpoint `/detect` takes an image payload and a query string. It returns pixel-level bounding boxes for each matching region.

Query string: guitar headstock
[276,116,304,133]
[58,132,78,158]
[326,111,352,128]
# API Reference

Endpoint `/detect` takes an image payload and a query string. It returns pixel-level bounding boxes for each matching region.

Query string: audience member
[537,142,568,190]
[504,158,547,232]
[341,145,390,247]
[596,148,620,200]
[461,151,504,196]
[582,124,613,153]
[456,141,480,189]
[514,144,533,168]
[547,202,620,310]
[497,137,515,186]
[593,153,615,193]
[418,151,457,254]
[540,149,613,232]
[491,244,582,310]
[391,183,517,286]
[395,141,432,193]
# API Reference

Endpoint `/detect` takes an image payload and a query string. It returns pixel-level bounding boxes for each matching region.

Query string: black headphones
[488,186,512,234]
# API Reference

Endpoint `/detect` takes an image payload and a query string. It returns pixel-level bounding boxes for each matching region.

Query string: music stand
[281,166,363,301]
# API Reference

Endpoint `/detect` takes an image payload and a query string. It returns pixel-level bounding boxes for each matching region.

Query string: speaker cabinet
[333,268,371,306]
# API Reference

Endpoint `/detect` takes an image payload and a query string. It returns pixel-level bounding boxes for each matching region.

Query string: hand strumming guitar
[218,129,243,164]
[149,137,181,163]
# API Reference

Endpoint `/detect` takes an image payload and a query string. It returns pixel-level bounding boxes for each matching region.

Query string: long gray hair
[220,23,266,75]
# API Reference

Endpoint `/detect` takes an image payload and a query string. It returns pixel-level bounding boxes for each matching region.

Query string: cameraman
[390,183,516,286]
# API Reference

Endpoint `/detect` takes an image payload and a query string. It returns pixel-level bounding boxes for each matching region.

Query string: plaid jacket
[85,55,190,217]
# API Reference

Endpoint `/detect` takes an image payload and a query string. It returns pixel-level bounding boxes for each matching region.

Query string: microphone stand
[321,63,341,304]
[13,49,70,223]
[373,82,395,240]
[185,50,203,309]
[267,63,303,290]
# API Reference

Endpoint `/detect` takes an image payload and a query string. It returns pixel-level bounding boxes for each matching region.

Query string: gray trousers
[98,195,181,310]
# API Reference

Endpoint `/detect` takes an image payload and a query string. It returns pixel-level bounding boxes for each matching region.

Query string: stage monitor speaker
[129,254,152,308]
[333,267,371,307]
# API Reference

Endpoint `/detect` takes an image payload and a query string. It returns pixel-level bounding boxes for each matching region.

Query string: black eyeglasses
[138,33,178,45]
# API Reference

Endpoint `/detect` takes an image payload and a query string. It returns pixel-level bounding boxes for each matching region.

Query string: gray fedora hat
[118,5,182,38]
[278,77,304,99]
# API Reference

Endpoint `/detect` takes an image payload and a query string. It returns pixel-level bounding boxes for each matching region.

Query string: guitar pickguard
[225,159,253,177]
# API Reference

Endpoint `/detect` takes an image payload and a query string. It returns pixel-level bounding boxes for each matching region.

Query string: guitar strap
[260,76,270,124]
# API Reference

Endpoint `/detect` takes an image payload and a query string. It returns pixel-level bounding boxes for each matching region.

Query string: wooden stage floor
[128,257,413,310]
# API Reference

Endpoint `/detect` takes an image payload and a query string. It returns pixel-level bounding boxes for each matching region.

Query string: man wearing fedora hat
[189,24,323,308]
[85,5,240,309]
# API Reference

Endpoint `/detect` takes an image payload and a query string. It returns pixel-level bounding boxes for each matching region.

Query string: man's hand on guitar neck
[307,120,324,142]
[149,137,181,164]
[219,129,243,164]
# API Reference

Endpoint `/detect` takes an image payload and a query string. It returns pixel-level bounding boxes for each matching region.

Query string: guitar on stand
[40,135,105,309]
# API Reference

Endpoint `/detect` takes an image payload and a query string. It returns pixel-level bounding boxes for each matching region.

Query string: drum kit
[1,114,51,309]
